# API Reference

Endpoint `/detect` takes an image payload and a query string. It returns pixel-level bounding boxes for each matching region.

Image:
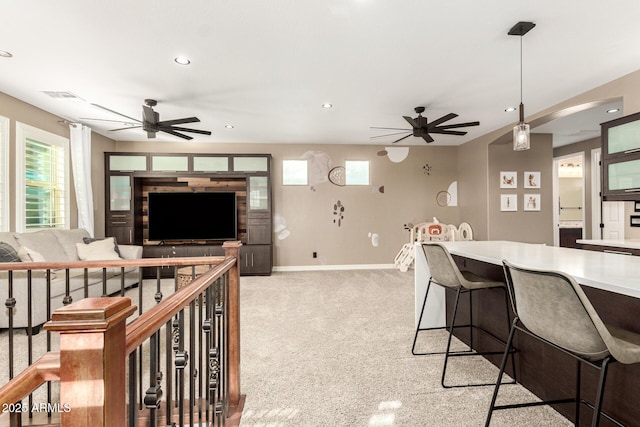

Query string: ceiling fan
[371,106,480,143]
[81,99,212,140]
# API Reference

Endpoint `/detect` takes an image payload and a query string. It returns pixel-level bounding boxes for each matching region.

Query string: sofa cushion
[76,237,121,261]
[0,232,19,251]
[17,246,47,262]
[52,228,91,261]
[0,242,21,262]
[83,236,122,257]
[14,230,68,262]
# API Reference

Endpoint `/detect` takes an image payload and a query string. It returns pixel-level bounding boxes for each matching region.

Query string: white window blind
[16,123,70,232]
[0,116,9,232]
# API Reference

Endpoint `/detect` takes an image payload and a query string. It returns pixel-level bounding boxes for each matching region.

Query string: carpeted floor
[238,269,572,427]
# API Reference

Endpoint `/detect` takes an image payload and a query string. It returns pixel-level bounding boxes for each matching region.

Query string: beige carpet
[239,269,572,427]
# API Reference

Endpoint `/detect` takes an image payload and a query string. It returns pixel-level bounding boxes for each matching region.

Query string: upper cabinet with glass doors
[602,112,640,201]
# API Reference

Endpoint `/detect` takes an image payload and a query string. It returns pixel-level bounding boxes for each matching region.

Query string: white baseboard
[273,264,395,272]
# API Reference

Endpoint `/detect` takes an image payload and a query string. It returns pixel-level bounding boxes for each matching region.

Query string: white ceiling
[1,1,639,146]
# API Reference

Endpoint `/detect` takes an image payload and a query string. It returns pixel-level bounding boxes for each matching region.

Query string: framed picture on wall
[500,171,517,188]
[501,194,517,211]
[524,171,541,189]
[524,194,541,211]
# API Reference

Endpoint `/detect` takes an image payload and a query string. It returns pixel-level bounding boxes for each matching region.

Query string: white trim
[15,122,70,232]
[591,148,602,239]
[273,263,395,272]
[0,115,9,232]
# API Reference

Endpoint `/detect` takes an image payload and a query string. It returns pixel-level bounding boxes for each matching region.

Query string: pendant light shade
[513,103,530,151]
[509,21,535,151]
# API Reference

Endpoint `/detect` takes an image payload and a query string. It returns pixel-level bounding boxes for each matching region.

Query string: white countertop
[436,241,640,299]
[576,239,640,250]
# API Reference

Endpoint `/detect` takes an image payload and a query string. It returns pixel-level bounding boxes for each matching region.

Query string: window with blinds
[0,116,8,232]
[16,123,69,232]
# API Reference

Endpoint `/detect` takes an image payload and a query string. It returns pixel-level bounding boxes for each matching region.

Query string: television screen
[147,192,237,241]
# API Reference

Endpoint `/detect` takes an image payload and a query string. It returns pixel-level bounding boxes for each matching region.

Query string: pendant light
[508,21,536,151]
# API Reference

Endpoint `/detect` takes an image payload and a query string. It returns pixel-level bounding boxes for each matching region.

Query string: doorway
[591,148,625,240]
[553,153,585,246]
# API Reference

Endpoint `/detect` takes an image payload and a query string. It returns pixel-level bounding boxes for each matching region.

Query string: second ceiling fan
[372,106,480,143]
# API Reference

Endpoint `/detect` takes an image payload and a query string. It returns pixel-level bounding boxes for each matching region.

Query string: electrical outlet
[312,252,317,258]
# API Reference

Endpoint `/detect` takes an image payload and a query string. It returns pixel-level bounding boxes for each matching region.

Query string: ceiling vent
[42,91,80,99]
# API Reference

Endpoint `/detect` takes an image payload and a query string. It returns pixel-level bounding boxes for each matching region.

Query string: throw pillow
[83,237,122,257]
[17,246,47,262]
[76,237,121,261]
[0,242,21,262]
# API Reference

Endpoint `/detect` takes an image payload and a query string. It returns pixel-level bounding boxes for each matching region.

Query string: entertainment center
[105,152,272,276]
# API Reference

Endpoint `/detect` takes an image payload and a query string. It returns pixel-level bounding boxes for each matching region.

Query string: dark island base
[449,255,638,427]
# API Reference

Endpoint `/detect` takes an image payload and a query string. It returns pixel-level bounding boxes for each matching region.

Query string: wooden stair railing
[0,241,242,427]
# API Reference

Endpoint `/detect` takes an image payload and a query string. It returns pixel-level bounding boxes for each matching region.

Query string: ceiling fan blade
[421,134,435,143]
[161,128,193,140]
[429,129,467,136]
[403,116,419,128]
[168,126,212,135]
[143,105,158,125]
[370,126,412,131]
[80,117,139,126]
[157,117,200,126]
[90,103,141,123]
[109,125,142,131]
[392,134,413,144]
[370,131,411,139]
[428,113,458,128]
[434,121,480,130]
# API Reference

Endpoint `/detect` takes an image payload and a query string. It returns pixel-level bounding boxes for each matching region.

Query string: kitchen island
[414,241,640,425]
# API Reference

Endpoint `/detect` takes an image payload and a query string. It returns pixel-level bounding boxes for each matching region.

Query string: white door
[591,148,625,240]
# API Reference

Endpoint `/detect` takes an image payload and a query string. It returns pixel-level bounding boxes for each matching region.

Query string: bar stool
[412,243,515,388]
[486,260,640,426]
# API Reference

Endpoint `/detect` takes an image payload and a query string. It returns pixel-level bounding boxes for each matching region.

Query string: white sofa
[0,228,142,330]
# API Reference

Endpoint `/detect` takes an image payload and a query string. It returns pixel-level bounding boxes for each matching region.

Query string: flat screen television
[147,192,237,241]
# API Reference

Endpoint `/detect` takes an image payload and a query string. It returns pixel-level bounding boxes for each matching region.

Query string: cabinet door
[192,156,230,172]
[109,175,132,212]
[247,175,270,211]
[109,225,134,245]
[603,156,640,200]
[247,215,272,244]
[151,155,189,172]
[108,154,148,171]
[240,245,272,275]
[602,112,640,159]
[233,156,269,172]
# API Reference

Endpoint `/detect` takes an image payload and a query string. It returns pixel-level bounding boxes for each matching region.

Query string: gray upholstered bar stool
[486,260,640,427]
[412,243,515,388]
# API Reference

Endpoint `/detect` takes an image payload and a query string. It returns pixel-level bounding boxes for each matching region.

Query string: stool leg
[502,287,517,383]
[411,278,433,355]
[485,318,518,427]
[592,357,611,427]
[575,359,581,426]
[441,286,463,387]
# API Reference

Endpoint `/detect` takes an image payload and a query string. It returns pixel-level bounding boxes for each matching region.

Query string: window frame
[15,122,70,232]
[0,116,9,231]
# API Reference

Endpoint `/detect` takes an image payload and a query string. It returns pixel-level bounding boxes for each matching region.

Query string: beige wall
[459,69,640,242]
[113,141,460,266]
[488,134,554,244]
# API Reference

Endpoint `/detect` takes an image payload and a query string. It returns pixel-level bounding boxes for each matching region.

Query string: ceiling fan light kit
[509,21,536,151]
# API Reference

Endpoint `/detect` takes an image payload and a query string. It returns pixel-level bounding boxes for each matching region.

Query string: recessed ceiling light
[174,56,191,65]
[0,50,13,58]
[505,106,517,112]
[321,103,333,109]
[225,124,234,129]
[606,108,620,114]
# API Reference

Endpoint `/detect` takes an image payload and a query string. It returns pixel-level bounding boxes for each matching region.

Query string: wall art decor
[500,194,517,211]
[333,200,345,226]
[524,193,541,211]
[524,171,541,188]
[500,171,517,188]
[423,164,432,175]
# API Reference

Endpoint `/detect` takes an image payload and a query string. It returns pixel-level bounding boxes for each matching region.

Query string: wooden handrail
[0,256,226,272]
[0,352,60,409]
[125,256,236,354]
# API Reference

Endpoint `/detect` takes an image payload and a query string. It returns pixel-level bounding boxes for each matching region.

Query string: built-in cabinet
[602,112,640,201]
[105,152,272,276]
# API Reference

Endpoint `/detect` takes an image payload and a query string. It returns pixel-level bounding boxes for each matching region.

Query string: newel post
[44,297,136,427]
[223,240,242,408]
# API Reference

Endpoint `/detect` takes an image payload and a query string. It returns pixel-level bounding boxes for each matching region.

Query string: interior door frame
[553,151,586,246]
